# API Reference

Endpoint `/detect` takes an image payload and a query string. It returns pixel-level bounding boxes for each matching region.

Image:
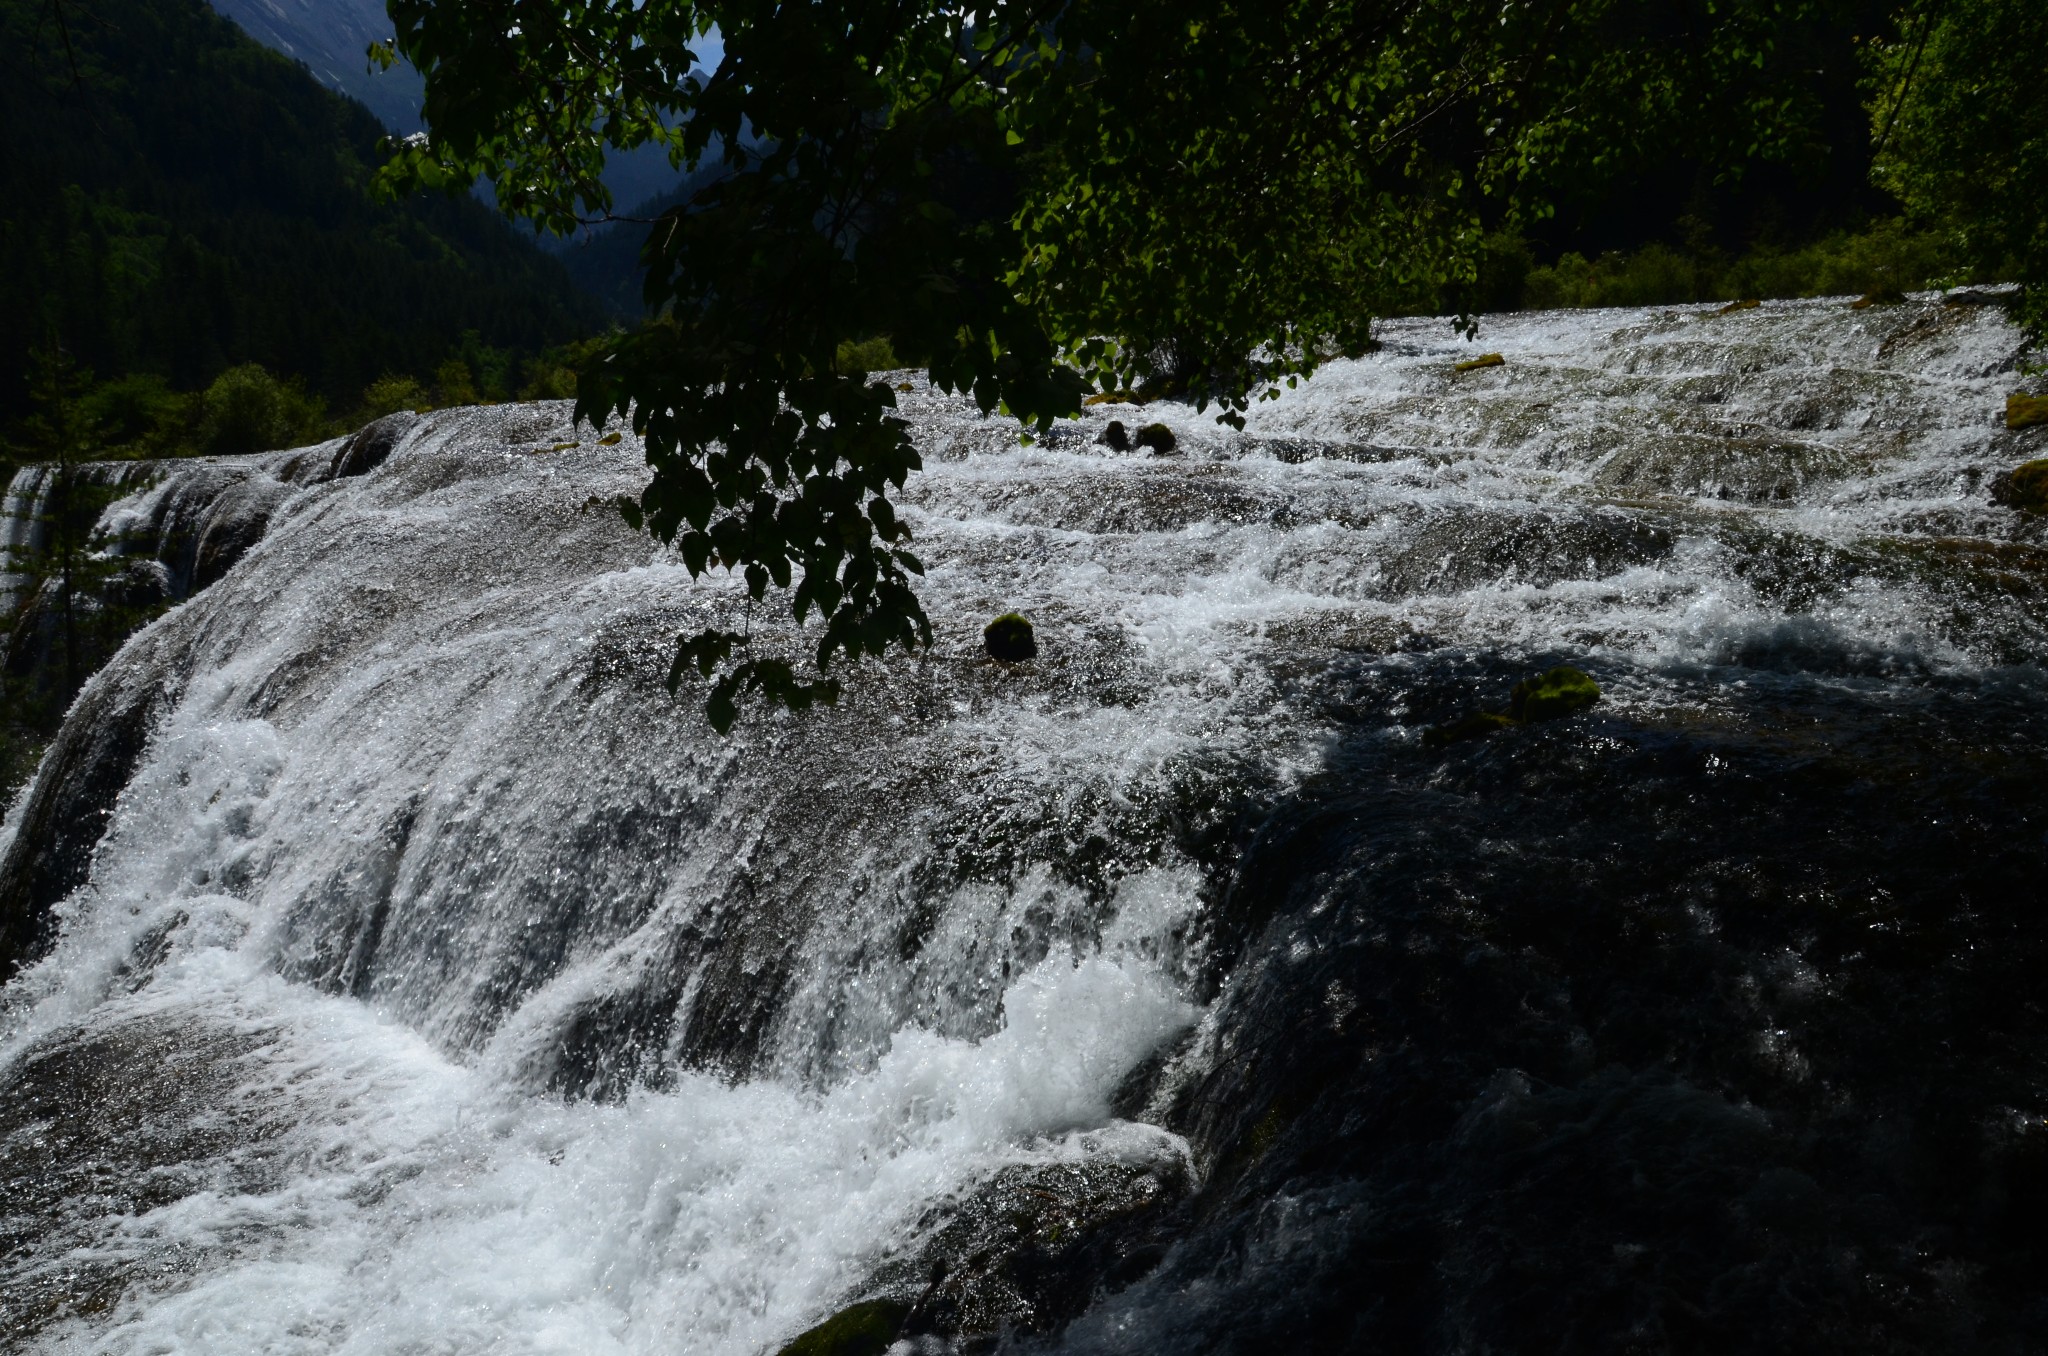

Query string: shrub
[197,363,326,456]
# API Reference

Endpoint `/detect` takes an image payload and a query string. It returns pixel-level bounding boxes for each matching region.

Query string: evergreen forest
[0,0,604,467]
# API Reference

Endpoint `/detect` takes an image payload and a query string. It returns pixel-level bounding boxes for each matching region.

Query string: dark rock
[1851,288,1906,309]
[1990,458,2048,513]
[1135,423,1177,455]
[1096,420,1131,452]
[1509,666,1601,721]
[1423,710,1517,749]
[325,411,419,480]
[0,669,163,981]
[983,612,1037,662]
[1943,288,2015,308]
[852,1134,1193,1349]
[775,1299,910,1356]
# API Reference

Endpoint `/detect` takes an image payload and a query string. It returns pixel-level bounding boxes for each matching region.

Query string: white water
[2,295,2040,1353]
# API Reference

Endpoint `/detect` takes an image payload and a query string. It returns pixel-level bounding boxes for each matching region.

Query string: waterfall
[3,296,2045,1354]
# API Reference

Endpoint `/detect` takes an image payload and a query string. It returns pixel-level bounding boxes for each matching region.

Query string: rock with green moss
[1991,459,2048,513]
[1096,419,1131,452]
[1136,423,1177,455]
[1454,352,1506,372]
[775,1300,910,1356]
[983,613,1037,662]
[2006,394,2048,431]
[1510,666,1602,722]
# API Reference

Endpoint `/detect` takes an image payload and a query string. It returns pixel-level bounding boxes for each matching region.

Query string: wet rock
[776,1299,911,1356]
[857,1131,1194,1349]
[1095,419,1131,452]
[1718,298,1762,314]
[324,411,419,480]
[1423,710,1517,749]
[983,612,1037,662]
[1943,288,2014,308]
[1851,288,1906,309]
[2005,393,2048,430]
[1454,352,1506,372]
[1082,390,1143,406]
[1990,458,2048,513]
[192,474,292,589]
[1135,423,1177,455]
[0,667,163,980]
[1510,666,1601,721]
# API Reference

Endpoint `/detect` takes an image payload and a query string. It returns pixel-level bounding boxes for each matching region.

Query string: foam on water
[3,294,2042,1351]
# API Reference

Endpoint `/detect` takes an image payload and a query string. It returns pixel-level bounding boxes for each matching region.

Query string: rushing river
[2,296,2045,1354]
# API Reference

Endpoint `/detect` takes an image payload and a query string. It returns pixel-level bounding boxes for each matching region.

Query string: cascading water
[2,296,2045,1354]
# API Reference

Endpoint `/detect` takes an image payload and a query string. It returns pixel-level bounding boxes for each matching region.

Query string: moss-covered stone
[1717,298,1761,314]
[775,1300,909,1356]
[1083,390,1144,406]
[1453,352,1505,372]
[1851,288,1906,309]
[1990,459,2048,513]
[983,612,1038,662]
[1096,419,1131,452]
[1422,710,1517,749]
[2005,394,2048,430]
[1136,422,1177,454]
[1510,666,1602,721]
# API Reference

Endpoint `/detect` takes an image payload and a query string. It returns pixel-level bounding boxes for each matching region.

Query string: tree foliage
[381,0,1850,727]
[1869,0,2048,340]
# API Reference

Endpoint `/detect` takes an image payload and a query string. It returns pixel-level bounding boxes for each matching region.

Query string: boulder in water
[1718,298,1762,314]
[2005,393,2048,430]
[775,1300,909,1356]
[1096,419,1132,452]
[1991,459,2048,513]
[983,612,1037,662]
[1510,665,1602,721]
[1454,352,1506,372]
[1136,422,1177,454]
[1423,710,1517,749]
[1851,288,1907,309]
[1083,390,1143,406]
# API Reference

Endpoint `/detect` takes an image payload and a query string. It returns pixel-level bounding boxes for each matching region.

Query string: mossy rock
[1096,419,1131,452]
[776,1300,909,1356]
[1083,390,1143,406]
[1717,298,1761,314]
[983,612,1037,662]
[1851,288,1906,309]
[1510,666,1601,722]
[1136,422,1177,454]
[1423,710,1517,749]
[1991,459,2048,513]
[2006,394,2048,431]
[1453,352,1505,372]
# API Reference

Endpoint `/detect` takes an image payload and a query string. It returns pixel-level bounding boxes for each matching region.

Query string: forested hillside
[0,0,601,433]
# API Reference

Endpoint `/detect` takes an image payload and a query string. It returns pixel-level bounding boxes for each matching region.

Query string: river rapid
[2,295,2045,1354]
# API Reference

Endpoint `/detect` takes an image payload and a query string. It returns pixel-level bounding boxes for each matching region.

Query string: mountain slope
[0,0,602,422]
[207,0,424,133]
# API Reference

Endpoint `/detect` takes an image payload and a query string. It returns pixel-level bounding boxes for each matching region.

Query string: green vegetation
[1870,0,2048,342]
[1507,219,1973,312]
[0,0,601,456]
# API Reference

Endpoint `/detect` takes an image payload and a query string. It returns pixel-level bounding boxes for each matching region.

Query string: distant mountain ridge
[208,0,423,133]
[0,0,601,422]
